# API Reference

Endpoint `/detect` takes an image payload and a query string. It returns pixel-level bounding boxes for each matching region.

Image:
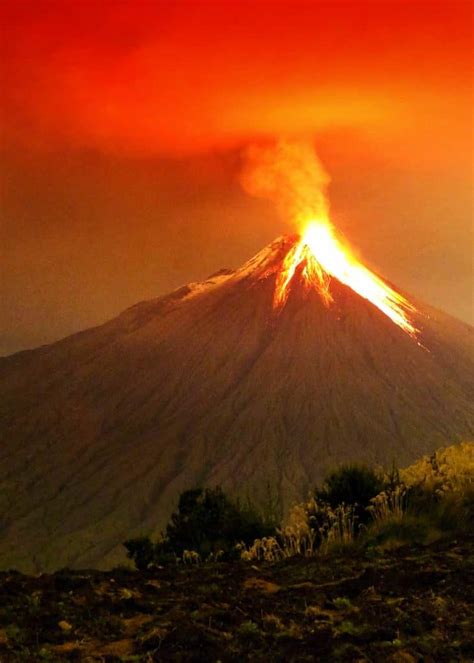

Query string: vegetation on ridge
[125,442,474,568]
[0,443,472,661]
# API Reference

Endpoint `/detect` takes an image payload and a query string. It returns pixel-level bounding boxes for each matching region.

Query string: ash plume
[240,139,331,229]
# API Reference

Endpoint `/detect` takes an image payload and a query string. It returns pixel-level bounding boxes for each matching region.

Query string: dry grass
[240,498,356,562]
[367,485,407,523]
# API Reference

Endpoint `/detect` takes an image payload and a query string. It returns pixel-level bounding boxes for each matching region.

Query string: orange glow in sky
[1,1,471,163]
[0,1,472,355]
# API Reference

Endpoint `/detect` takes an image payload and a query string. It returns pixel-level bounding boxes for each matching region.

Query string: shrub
[124,486,273,568]
[123,536,156,571]
[161,487,272,559]
[405,487,473,533]
[316,463,385,525]
[400,442,474,494]
[364,513,433,548]
[363,444,474,548]
[385,443,474,535]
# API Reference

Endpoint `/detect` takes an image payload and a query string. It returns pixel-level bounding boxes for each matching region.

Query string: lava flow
[241,140,419,339]
[274,220,419,338]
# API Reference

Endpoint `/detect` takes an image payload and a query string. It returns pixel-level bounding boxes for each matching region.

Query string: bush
[362,447,474,549]
[316,463,385,525]
[392,446,474,535]
[162,487,272,559]
[123,486,273,568]
[405,487,473,533]
[365,513,433,548]
[123,536,156,571]
[400,442,474,492]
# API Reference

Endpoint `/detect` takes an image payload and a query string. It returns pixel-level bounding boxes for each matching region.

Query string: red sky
[1,0,472,354]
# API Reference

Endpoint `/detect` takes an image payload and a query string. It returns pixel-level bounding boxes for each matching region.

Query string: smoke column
[240,140,331,230]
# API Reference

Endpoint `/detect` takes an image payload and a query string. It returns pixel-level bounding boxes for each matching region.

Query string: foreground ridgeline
[0,444,473,661]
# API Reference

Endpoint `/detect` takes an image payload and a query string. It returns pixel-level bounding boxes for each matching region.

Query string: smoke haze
[241,141,331,229]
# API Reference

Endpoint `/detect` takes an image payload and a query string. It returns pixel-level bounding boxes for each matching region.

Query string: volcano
[1,235,473,572]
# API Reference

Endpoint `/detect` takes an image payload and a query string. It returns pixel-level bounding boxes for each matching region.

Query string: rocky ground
[0,534,473,662]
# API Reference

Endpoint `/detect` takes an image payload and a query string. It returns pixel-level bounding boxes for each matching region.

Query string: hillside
[0,236,473,571]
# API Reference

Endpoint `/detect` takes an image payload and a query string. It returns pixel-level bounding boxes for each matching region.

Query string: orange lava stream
[274,220,419,338]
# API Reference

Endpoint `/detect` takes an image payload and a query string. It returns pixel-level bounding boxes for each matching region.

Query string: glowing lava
[241,139,419,338]
[274,220,419,338]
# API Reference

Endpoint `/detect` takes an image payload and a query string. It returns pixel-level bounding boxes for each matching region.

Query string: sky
[1,0,472,355]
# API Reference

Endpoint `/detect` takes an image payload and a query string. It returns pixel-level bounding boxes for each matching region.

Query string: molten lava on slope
[241,140,419,338]
[274,222,419,338]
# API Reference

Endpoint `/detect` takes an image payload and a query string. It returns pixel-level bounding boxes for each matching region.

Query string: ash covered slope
[0,237,473,572]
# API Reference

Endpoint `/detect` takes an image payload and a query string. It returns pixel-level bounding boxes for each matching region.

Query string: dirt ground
[0,534,473,662]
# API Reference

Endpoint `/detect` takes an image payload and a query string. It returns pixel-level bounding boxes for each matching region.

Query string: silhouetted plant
[316,463,385,525]
[123,486,273,568]
[123,536,156,571]
[161,486,272,559]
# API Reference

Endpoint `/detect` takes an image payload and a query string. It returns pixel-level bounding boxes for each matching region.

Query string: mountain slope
[1,236,473,571]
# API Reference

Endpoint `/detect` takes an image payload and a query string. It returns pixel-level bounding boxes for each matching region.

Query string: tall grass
[239,498,356,562]
[367,485,407,523]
